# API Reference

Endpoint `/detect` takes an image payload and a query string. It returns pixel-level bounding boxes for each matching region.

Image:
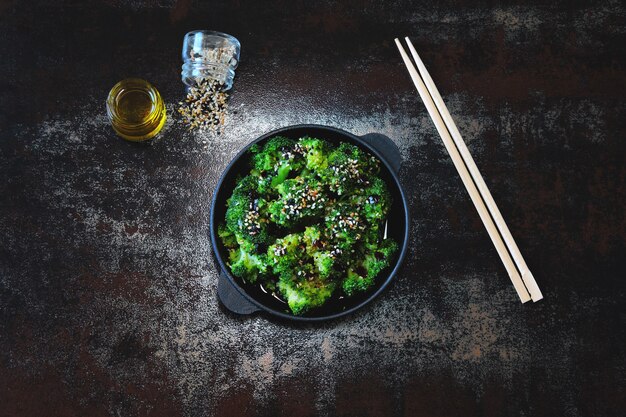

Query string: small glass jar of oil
[106,78,166,141]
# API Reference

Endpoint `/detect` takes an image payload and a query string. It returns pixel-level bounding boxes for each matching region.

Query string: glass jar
[181,30,241,90]
[106,78,166,142]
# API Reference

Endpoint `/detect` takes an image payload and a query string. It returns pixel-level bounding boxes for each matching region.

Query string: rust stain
[169,0,191,23]
[335,376,394,417]
[124,223,139,236]
[215,384,256,417]
[425,29,626,103]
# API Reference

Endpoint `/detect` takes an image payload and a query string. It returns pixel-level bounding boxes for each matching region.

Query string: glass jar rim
[183,30,241,49]
[106,78,163,129]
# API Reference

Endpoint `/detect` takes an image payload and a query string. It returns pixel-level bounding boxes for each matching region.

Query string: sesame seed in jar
[177,79,230,133]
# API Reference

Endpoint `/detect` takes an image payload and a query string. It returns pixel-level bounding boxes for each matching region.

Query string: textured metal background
[0,1,624,416]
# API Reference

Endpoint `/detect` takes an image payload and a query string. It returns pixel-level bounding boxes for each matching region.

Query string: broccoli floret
[297,137,331,171]
[267,231,337,313]
[342,239,398,296]
[379,237,399,257]
[228,246,268,282]
[250,169,274,195]
[319,143,380,194]
[268,178,328,227]
[225,175,255,230]
[334,142,380,172]
[313,251,335,278]
[303,225,322,246]
[218,223,238,248]
[324,202,365,246]
[347,177,392,225]
[250,137,304,189]
[362,238,398,275]
[225,175,273,246]
[291,226,336,278]
[267,233,305,277]
[250,136,296,172]
[271,164,291,187]
[341,269,372,297]
[277,266,336,315]
[274,232,302,253]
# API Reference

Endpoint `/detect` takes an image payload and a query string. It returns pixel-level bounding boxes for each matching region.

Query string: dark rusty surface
[0,1,625,416]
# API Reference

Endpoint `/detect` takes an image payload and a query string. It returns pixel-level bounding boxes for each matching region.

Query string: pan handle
[359,133,402,174]
[217,271,262,315]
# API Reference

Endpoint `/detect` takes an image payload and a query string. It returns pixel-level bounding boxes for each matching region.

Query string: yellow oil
[106,79,166,142]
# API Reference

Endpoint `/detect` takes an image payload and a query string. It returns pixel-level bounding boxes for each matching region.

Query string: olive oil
[106,78,166,142]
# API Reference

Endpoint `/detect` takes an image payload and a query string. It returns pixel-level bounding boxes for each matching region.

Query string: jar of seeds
[178,30,239,131]
[181,30,240,91]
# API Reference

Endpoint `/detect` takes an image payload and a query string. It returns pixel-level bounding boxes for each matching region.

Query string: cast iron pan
[210,124,409,321]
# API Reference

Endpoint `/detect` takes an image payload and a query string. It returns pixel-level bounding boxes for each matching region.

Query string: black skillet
[209,124,409,321]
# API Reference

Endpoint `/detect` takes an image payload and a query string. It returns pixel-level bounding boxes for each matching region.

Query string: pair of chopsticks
[395,37,542,303]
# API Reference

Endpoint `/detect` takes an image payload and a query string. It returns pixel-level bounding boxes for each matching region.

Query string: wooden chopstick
[404,38,542,302]
[394,38,532,303]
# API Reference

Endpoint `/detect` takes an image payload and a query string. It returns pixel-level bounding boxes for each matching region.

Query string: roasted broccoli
[267,232,304,278]
[277,272,336,315]
[297,137,331,171]
[268,178,329,228]
[228,246,268,282]
[342,239,398,296]
[319,142,380,194]
[219,136,398,315]
[249,136,297,173]
[224,175,273,247]
[217,223,237,249]
[347,177,392,225]
[250,136,305,189]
